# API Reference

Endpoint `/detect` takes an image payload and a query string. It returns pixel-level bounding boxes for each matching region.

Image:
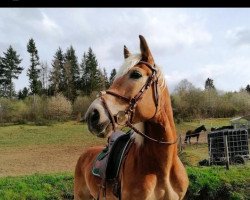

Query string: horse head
[85,35,164,138]
[202,125,207,132]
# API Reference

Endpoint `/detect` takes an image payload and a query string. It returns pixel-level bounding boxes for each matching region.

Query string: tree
[246,84,250,93]
[40,61,49,95]
[63,46,79,101]
[102,68,109,89]
[0,46,23,98]
[49,47,64,95]
[174,79,195,95]
[18,87,29,100]
[79,52,87,94]
[109,68,117,85]
[27,38,42,95]
[205,78,215,90]
[83,47,102,95]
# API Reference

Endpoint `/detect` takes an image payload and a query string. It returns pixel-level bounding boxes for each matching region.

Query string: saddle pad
[92,130,133,180]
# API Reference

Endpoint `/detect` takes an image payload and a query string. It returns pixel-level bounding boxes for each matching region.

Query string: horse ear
[139,35,154,64]
[124,45,131,59]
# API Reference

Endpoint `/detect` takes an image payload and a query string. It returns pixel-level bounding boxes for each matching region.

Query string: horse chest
[121,175,178,200]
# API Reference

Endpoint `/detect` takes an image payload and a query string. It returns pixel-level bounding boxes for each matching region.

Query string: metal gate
[208,129,249,165]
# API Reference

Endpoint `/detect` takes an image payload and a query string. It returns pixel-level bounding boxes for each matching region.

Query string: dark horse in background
[184,125,207,144]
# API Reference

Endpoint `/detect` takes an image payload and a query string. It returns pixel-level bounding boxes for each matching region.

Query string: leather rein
[99,60,178,145]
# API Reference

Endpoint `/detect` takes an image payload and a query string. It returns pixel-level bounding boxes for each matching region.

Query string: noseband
[99,61,177,145]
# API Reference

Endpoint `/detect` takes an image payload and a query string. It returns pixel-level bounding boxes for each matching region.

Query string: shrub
[47,94,72,121]
[73,91,100,121]
[73,96,92,121]
[23,95,48,121]
[0,98,28,123]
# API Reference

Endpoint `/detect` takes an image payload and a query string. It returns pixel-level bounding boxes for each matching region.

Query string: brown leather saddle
[92,130,134,199]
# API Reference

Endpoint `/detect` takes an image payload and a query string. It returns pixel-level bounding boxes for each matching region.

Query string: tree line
[0,38,249,123]
[171,78,250,122]
[0,38,117,101]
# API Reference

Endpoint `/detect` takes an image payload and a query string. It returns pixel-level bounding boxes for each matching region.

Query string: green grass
[186,165,250,200]
[0,173,73,200]
[0,165,249,200]
[0,118,249,199]
[0,121,105,149]
[0,118,231,149]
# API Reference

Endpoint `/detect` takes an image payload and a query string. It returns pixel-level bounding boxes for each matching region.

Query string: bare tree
[40,61,49,94]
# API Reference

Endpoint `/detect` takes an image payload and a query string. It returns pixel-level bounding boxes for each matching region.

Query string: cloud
[0,8,234,93]
[164,55,250,93]
[226,27,250,47]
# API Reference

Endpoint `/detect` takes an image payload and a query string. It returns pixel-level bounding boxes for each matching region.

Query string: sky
[0,8,249,93]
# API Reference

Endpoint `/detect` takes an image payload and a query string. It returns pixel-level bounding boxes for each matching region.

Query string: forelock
[115,54,142,80]
[114,53,166,89]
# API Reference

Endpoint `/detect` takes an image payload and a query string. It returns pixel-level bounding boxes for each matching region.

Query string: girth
[93,130,134,200]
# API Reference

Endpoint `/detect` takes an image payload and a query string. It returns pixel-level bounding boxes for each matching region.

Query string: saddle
[92,130,134,199]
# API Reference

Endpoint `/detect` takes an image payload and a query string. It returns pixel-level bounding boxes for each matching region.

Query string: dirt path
[0,134,207,177]
[0,144,104,177]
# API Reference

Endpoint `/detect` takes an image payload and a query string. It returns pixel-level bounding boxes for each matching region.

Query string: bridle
[99,61,178,145]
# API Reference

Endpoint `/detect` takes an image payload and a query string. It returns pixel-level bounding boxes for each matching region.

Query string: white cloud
[165,55,250,93]
[226,27,250,47]
[40,12,63,39]
[0,8,248,93]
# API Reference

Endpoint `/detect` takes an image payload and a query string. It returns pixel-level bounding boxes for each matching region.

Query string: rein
[99,61,178,145]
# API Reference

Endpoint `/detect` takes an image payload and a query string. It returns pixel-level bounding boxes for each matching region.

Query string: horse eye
[130,70,142,79]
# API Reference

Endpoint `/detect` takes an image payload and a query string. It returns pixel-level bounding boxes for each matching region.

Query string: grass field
[0,166,249,200]
[0,118,249,199]
[0,121,105,177]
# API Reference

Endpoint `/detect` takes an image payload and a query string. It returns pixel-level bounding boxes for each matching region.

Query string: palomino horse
[184,125,207,144]
[74,35,189,200]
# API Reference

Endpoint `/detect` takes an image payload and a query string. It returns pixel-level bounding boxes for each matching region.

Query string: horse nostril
[90,109,100,125]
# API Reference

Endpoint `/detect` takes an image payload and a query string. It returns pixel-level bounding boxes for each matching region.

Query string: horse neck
[195,126,204,132]
[133,87,178,171]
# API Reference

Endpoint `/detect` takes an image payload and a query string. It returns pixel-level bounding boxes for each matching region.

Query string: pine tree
[246,84,250,93]
[50,47,64,95]
[205,78,215,90]
[0,46,23,98]
[0,58,5,84]
[102,68,109,89]
[84,47,100,95]
[63,46,79,101]
[109,68,117,85]
[95,67,106,91]
[0,55,6,96]
[79,47,104,95]
[27,38,42,95]
[79,52,87,94]
[18,87,29,100]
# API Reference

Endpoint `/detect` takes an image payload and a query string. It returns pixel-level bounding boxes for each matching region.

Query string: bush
[47,94,72,121]
[23,95,48,121]
[171,82,250,121]
[0,98,28,123]
[73,91,100,121]
[73,96,92,121]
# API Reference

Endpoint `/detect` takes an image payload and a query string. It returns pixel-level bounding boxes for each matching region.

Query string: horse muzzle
[85,99,110,137]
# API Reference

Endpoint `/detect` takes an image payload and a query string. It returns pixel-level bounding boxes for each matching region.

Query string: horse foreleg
[74,156,94,200]
[197,135,199,144]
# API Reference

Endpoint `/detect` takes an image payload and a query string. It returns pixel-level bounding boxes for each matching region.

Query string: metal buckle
[114,111,128,126]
